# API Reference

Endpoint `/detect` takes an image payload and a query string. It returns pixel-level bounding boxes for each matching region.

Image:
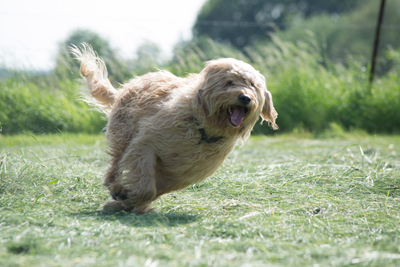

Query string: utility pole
[369,0,386,87]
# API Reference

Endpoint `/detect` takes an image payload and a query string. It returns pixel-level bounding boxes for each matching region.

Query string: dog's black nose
[238,94,251,105]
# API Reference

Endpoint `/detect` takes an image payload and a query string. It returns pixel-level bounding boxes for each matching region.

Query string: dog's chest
[156,140,235,183]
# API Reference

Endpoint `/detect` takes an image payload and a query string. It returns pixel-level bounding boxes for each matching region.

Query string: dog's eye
[250,83,255,88]
[227,81,234,86]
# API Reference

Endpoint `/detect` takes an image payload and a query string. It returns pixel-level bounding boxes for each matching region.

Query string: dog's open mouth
[228,106,248,127]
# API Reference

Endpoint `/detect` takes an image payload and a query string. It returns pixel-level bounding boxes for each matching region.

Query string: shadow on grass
[68,209,199,227]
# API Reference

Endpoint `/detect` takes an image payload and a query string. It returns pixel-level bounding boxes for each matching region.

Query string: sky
[0,0,207,70]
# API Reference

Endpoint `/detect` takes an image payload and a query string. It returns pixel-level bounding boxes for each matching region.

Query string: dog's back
[71,43,191,116]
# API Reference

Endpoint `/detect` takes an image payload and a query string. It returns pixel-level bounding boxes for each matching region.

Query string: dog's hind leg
[103,136,130,187]
[103,144,157,213]
[103,155,122,188]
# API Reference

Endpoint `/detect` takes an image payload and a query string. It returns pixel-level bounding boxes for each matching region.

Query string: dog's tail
[70,43,118,114]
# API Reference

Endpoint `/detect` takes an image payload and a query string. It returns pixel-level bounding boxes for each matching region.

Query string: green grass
[1,133,399,266]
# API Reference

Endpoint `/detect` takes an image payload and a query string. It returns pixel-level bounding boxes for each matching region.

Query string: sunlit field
[1,133,399,266]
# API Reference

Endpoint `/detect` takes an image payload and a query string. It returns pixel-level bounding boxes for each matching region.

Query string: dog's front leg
[104,145,157,213]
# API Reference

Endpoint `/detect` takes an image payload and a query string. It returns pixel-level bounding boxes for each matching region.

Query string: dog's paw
[111,191,128,200]
[133,205,154,214]
[108,183,129,201]
[103,200,133,213]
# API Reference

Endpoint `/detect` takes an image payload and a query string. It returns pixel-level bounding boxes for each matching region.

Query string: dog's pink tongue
[230,107,245,126]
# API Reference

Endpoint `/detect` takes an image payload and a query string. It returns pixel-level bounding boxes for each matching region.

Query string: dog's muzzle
[227,94,250,127]
[238,94,251,105]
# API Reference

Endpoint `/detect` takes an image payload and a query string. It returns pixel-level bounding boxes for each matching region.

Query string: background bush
[0,74,105,134]
[1,37,399,135]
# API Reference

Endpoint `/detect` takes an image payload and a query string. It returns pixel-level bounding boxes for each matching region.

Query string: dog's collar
[185,116,225,144]
[198,128,224,144]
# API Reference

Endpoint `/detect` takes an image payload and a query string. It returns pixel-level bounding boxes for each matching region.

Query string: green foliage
[1,134,399,266]
[129,41,167,76]
[276,0,400,75]
[193,0,400,76]
[1,36,400,135]
[251,37,340,133]
[251,37,400,134]
[193,0,365,49]
[0,74,105,134]
[168,37,248,76]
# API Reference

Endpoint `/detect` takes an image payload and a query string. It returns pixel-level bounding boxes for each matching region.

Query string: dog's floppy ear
[193,87,210,121]
[261,90,278,130]
[193,62,225,118]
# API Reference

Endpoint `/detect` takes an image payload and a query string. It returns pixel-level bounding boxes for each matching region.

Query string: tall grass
[265,39,400,134]
[0,73,105,134]
[1,37,399,135]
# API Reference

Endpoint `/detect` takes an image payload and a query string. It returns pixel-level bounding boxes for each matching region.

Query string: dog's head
[193,58,278,138]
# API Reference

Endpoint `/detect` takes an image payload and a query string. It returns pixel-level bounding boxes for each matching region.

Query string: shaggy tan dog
[71,44,278,214]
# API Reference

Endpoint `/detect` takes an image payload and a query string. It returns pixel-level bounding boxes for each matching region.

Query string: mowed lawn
[0,133,399,267]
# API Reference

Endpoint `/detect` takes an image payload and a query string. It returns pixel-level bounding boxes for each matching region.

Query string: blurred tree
[54,29,131,85]
[129,41,166,76]
[273,0,400,74]
[168,37,246,76]
[193,0,365,49]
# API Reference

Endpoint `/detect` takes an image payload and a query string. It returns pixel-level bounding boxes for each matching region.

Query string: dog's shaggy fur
[71,43,278,213]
